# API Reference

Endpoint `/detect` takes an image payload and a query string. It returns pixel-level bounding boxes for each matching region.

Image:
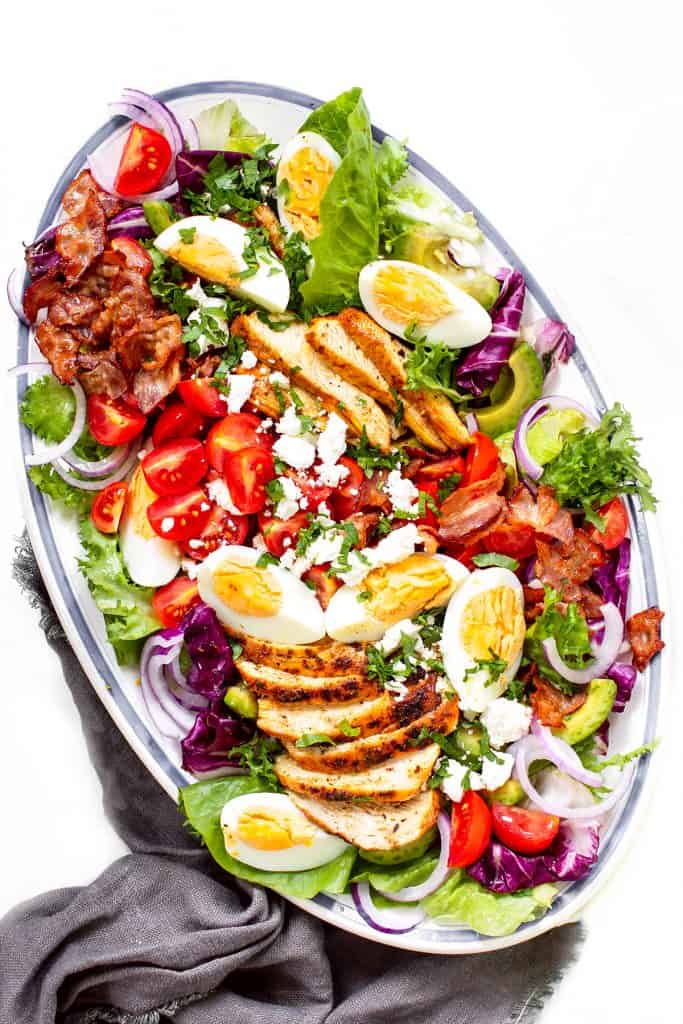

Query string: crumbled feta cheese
[440,759,474,803]
[269,370,289,387]
[180,558,199,580]
[224,374,255,413]
[480,751,514,791]
[481,699,532,748]
[376,618,422,655]
[251,534,267,554]
[386,469,419,513]
[276,404,302,437]
[240,349,258,369]
[439,750,514,803]
[384,678,410,699]
[206,478,241,515]
[257,418,273,433]
[337,523,421,586]
[279,548,297,570]
[160,517,175,534]
[299,496,309,510]
[317,412,347,467]
[274,477,302,520]
[273,435,317,470]
[316,462,350,487]
[187,278,224,309]
[317,501,331,517]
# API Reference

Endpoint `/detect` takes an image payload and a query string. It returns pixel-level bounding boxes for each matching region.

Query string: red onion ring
[464,412,479,434]
[108,101,157,129]
[530,718,603,786]
[23,380,87,467]
[7,269,28,324]
[183,118,200,150]
[513,395,600,481]
[140,635,187,739]
[145,642,196,734]
[8,361,51,378]
[63,442,131,478]
[165,668,209,712]
[120,89,185,156]
[542,602,622,686]
[351,882,425,934]
[51,439,141,491]
[374,812,451,903]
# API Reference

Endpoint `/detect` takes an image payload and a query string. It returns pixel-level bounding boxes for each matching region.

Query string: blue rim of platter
[16,81,662,953]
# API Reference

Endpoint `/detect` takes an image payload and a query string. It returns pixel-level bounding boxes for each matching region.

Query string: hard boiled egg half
[325,553,468,644]
[119,465,180,587]
[276,131,341,240]
[155,215,289,313]
[221,792,349,871]
[196,545,325,644]
[358,259,492,348]
[442,567,525,713]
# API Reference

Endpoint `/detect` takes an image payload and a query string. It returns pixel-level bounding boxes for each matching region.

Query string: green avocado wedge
[552,677,617,746]
[391,223,501,310]
[360,826,438,865]
[476,343,544,437]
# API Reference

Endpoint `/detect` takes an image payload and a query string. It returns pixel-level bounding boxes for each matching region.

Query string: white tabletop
[1,3,681,1020]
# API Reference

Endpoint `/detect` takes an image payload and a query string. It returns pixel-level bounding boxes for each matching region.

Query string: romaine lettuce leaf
[421,873,556,937]
[299,87,363,156]
[195,99,268,154]
[351,850,440,892]
[179,775,357,898]
[374,136,409,206]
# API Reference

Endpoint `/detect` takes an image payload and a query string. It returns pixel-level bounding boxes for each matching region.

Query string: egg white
[119,466,180,587]
[196,545,325,644]
[442,567,524,713]
[155,215,289,313]
[358,259,491,349]
[276,131,341,239]
[221,792,349,871]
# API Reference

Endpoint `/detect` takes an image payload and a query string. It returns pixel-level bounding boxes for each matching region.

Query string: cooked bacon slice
[62,170,122,220]
[35,321,81,383]
[134,353,182,413]
[115,314,183,374]
[626,607,665,672]
[22,274,63,323]
[79,251,127,298]
[107,267,156,338]
[535,529,605,590]
[358,471,392,514]
[438,464,506,544]
[56,192,107,284]
[77,353,127,398]
[523,583,546,622]
[48,292,102,328]
[507,484,574,544]
[530,673,586,728]
[348,511,380,548]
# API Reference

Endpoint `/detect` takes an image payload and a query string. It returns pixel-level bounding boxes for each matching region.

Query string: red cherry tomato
[176,379,228,418]
[90,481,128,534]
[415,479,440,530]
[114,122,173,197]
[142,439,208,496]
[287,471,333,514]
[147,488,212,541]
[446,541,485,571]
[415,453,465,483]
[448,791,493,868]
[328,456,365,520]
[180,504,250,561]
[589,497,628,551]
[152,403,205,447]
[152,576,201,628]
[302,564,342,610]
[491,803,560,855]
[87,394,147,446]
[206,413,270,472]
[482,523,537,560]
[109,236,153,277]
[258,509,310,557]
[223,446,275,514]
[462,432,500,486]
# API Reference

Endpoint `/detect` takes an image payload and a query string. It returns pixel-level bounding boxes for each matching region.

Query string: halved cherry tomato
[90,481,128,534]
[114,123,173,198]
[589,497,628,551]
[180,505,250,561]
[147,488,212,541]
[447,540,485,571]
[482,523,537,560]
[142,439,207,496]
[462,432,500,486]
[87,394,147,446]
[491,803,560,855]
[415,479,440,530]
[223,446,275,514]
[206,413,269,472]
[109,236,153,277]
[415,453,465,483]
[448,790,493,868]
[152,403,205,447]
[287,471,333,514]
[152,576,201,628]
[176,379,228,418]
[258,509,310,557]
[328,456,365,520]
[302,564,342,610]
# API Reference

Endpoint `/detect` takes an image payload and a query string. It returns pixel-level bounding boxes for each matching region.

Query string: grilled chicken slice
[290,789,441,851]
[257,675,439,743]
[409,388,471,448]
[231,313,391,450]
[306,316,397,409]
[401,393,449,452]
[337,308,407,391]
[275,744,440,803]
[233,364,326,425]
[236,659,380,704]
[237,636,367,676]
[283,698,459,773]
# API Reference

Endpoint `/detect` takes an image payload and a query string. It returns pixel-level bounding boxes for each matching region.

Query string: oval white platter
[14,82,666,955]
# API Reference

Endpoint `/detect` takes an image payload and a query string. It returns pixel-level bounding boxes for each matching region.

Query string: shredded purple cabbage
[181,602,235,700]
[607,662,638,713]
[523,318,576,389]
[468,821,600,893]
[181,703,249,775]
[25,228,60,279]
[455,268,526,397]
[176,150,249,194]
[593,538,631,619]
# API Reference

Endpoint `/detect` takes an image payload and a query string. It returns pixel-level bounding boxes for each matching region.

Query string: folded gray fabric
[0,538,583,1024]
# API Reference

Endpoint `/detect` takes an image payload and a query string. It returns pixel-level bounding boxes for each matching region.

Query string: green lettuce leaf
[180,775,357,899]
[525,586,592,691]
[78,519,160,665]
[300,94,379,316]
[195,99,269,154]
[375,136,409,206]
[422,874,556,937]
[299,87,363,156]
[20,376,75,442]
[351,850,440,892]
[28,464,92,515]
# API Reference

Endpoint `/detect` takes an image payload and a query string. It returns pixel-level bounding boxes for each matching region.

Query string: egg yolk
[459,586,525,665]
[280,146,336,239]
[168,234,242,287]
[364,554,456,624]
[212,561,282,617]
[372,264,455,326]
[127,466,160,539]
[232,808,316,850]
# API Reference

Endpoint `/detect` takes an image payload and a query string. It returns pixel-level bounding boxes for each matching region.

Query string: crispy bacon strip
[56,192,107,284]
[48,292,102,327]
[626,607,665,672]
[348,511,380,548]
[35,321,81,383]
[507,484,574,544]
[107,267,156,338]
[134,353,182,414]
[530,673,586,728]
[534,530,606,618]
[438,464,506,544]
[358,471,392,514]
[62,170,122,220]
[115,314,183,374]
[22,274,63,323]
[77,353,127,398]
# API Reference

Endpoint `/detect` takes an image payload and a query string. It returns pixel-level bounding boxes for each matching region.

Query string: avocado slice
[488,778,525,805]
[552,677,617,746]
[360,825,438,865]
[391,223,500,311]
[143,199,176,236]
[455,722,484,758]
[475,343,544,437]
[224,684,258,720]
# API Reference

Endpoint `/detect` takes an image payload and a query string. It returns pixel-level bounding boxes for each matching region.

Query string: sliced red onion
[464,412,479,434]
[51,439,141,491]
[8,361,52,378]
[514,737,633,819]
[183,118,200,150]
[145,642,196,734]
[63,442,130,478]
[140,635,186,739]
[374,813,451,903]
[7,269,28,324]
[351,882,425,934]
[513,396,600,482]
[88,150,180,203]
[108,101,157,129]
[165,668,209,712]
[531,718,603,786]
[24,380,86,467]
[107,206,152,240]
[542,602,623,685]
[120,89,184,156]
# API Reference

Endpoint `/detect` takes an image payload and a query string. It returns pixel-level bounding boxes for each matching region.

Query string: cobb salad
[10,86,666,939]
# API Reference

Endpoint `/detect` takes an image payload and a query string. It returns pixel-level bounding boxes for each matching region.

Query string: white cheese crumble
[206,478,241,515]
[257,418,273,433]
[160,517,175,534]
[376,619,422,655]
[269,370,289,387]
[385,469,419,513]
[439,752,514,803]
[480,699,532,748]
[225,374,255,413]
[276,404,302,437]
[274,476,303,521]
[316,462,350,487]
[317,412,347,467]
[239,349,258,369]
[273,435,317,470]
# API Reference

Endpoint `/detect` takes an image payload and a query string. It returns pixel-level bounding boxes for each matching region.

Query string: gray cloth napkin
[0,537,583,1024]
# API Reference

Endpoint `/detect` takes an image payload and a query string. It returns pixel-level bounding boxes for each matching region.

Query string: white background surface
[1,2,681,1020]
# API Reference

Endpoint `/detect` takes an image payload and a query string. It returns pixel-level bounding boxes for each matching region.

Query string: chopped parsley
[281,231,310,315]
[437,473,462,503]
[289,389,317,433]
[255,552,279,568]
[265,478,286,505]
[506,678,527,701]
[346,427,408,478]
[329,522,362,575]
[295,515,331,557]
[295,732,335,748]
[472,552,520,571]
[271,381,287,415]
[230,735,283,789]
[183,146,278,217]
[525,586,592,692]
[178,226,196,244]
[463,649,508,688]
[339,720,361,738]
